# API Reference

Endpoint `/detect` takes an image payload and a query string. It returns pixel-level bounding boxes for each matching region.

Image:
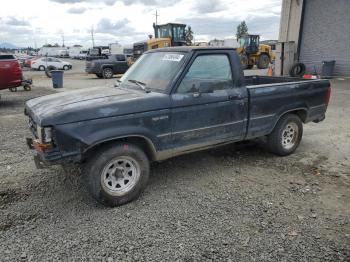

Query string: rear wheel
[63,65,69,70]
[257,54,270,69]
[267,114,303,156]
[38,65,45,71]
[83,143,150,207]
[102,67,114,79]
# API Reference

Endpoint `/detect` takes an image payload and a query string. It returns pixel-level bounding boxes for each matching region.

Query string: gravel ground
[0,62,349,261]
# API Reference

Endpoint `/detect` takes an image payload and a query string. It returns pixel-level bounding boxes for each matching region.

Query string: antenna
[153,10,159,26]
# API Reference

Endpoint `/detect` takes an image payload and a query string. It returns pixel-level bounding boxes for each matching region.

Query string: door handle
[193,92,200,98]
[228,94,241,100]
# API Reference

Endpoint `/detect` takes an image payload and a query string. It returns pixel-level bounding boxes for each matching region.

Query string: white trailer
[109,43,123,54]
[38,47,68,57]
[68,46,82,59]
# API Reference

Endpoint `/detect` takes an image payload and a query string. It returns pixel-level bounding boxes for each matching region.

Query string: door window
[177,54,233,93]
[116,55,126,61]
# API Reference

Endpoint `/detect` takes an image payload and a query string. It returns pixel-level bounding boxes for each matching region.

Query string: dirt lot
[0,61,349,261]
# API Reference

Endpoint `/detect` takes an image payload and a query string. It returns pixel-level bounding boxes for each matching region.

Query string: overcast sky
[0,0,281,48]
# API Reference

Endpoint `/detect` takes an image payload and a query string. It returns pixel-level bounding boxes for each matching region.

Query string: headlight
[36,126,52,143]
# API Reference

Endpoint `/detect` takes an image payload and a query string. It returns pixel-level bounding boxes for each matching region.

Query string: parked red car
[24,56,37,68]
[0,54,31,92]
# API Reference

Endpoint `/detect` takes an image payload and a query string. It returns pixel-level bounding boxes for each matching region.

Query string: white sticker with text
[162,54,184,62]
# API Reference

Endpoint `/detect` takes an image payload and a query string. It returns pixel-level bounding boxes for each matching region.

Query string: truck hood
[25,86,170,126]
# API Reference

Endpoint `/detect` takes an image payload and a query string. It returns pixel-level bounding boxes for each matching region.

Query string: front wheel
[83,143,150,207]
[267,114,303,156]
[63,65,69,70]
[239,54,249,70]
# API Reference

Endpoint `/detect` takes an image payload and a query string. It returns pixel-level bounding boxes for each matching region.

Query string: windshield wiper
[128,79,150,92]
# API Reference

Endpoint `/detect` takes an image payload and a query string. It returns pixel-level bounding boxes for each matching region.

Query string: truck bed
[245,75,308,86]
[244,76,330,139]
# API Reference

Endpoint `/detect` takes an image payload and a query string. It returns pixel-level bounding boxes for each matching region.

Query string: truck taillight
[325,84,331,106]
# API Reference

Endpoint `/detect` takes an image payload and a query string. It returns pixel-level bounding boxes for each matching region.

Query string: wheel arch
[82,135,157,162]
[272,108,308,132]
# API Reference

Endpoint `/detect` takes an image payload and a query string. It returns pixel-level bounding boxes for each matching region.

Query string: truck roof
[146,46,237,53]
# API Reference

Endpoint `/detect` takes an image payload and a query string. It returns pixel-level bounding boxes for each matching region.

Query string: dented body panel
[24,47,330,166]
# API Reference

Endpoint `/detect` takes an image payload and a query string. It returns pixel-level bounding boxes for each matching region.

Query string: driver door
[169,52,246,150]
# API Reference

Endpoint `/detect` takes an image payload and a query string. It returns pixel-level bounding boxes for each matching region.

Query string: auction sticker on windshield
[162,54,184,62]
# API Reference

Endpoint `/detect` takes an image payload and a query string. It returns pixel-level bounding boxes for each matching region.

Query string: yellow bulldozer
[133,23,187,60]
[236,34,274,69]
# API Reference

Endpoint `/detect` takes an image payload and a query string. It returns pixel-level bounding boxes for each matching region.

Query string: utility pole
[153,10,159,26]
[91,26,95,47]
[61,32,65,47]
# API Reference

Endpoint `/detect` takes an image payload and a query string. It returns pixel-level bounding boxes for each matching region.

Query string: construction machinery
[133,23,187,60]
[236,34,274,69]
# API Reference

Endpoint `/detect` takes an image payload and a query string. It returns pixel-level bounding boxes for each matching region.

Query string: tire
[83,143,150,207]
[45,66,56,78]
[102,67,114,79]
[95,74,103,78]
[267,114,303,156]
[63,65,69,70]
[9,87,17,92]
[257,54,270,69]
[289,63,306,77]
[23,85,31,91]
[38,65,45,71]
[239,54,249,70]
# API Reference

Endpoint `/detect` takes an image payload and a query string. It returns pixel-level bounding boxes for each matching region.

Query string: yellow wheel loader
[236,34,274,69]
[133,23,187,60]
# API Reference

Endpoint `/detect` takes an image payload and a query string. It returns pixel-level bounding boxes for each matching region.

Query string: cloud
[193,0,226,14]
[5,17,30,26]
[67,6,87,13]
[182,15,280,40]
[49,0,117,5]
[96,18,133,34]
[49,0,177,6]
[121,0,178,6]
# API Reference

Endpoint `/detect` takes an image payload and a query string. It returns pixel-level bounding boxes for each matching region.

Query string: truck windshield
[119,52,186,92]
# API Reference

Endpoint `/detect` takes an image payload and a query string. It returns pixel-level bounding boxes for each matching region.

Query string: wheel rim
[281,122,298,150]
[101,156,140,196]
[104,69,113,78]
[262,56,269,67]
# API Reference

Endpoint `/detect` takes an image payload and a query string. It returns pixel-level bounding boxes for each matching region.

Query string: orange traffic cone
[267,65,273,76]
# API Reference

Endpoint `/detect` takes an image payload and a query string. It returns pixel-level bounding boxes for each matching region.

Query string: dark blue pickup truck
[25,47,331,206]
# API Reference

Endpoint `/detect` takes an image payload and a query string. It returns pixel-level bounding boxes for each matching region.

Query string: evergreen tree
[236,21,248,40]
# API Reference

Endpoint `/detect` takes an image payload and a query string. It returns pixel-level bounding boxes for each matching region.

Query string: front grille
[28,116,38,139]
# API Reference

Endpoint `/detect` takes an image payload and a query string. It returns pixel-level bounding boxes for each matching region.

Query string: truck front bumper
[26,137,54,169]
[26,137,82,169]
